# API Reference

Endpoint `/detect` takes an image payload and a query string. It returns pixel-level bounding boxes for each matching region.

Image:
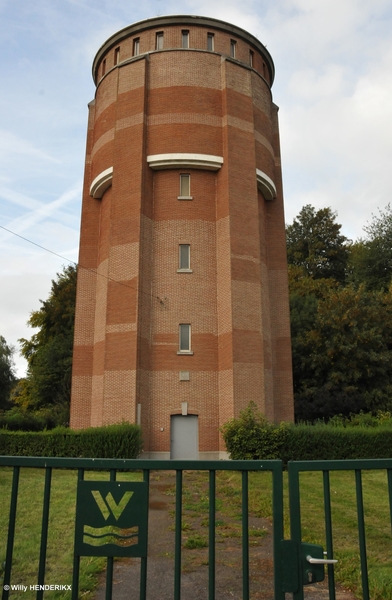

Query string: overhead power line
[0,224,161,301]
[0,225,78,266]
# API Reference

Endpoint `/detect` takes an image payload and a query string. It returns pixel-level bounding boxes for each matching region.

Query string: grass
[183,534,208,549]
[1,466,391,599]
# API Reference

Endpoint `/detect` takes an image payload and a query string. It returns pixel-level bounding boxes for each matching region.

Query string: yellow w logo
[91,491,134,521]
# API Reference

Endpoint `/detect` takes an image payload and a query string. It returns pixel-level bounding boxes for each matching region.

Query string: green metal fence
[288,458,392,600]
[0,457,285,600]
[2,456,392,600]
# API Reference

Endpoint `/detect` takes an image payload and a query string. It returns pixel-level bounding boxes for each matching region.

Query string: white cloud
[0,130,60,164]
[0,273,54,377]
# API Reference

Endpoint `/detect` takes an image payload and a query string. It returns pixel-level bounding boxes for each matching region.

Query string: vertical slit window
[179,245,190,271]
[249,50,254,67]
[114,47,120,65]
[182,30,189,48]
[179,174,191,198]
[207,33,214,51]
[133,38,140,56]
[102,59,106,76]
[156,32,164,50]
[179,324,191,353]
[230,40,236,58]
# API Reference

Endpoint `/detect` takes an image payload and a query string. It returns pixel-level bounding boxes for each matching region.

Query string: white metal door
[170,415,198,459]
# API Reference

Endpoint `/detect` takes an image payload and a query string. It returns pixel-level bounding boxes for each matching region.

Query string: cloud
[0,130,60,164]
[0,273,54,377]
[0,183,81,240]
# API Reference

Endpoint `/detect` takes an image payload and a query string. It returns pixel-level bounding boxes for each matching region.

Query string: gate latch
[280,540,338,592]
[302,543,337,585]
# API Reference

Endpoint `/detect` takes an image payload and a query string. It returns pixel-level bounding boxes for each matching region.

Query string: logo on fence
[74,481,148,557]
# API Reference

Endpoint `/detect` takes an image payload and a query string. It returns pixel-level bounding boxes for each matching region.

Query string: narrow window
[102,59,106,76]
[133,38,140,56]
[114,47,120,65]
[249,50,254,68]
[179,174,191,198]
[262,62,266,78]
[156,32,164,50]
[179,324,191,353]
[182,30,189,48]
[179,245,190,271]
[230,39,236,58]
[207,33,214,51]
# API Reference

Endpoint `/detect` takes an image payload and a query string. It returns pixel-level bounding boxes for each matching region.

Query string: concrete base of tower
[139,451,230,460]
[139,452,171,460]
[199,451,230,461]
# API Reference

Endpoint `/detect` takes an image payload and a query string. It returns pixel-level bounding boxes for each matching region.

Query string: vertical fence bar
[241,470,249,600]
[2,466,20,600]
[272,463,285,600]
[323,470,336,600]
[174,469,183,600]
[105,469,116,600]
[355,470,369,600]
[387,468,392,537]
[208,470,216,600]
[140,469,150,600]
[37,467,53,600]
[288,464,305,600]
[72,468,84,600]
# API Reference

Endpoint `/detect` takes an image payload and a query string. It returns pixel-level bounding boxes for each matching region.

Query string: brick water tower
[70,15,294,458]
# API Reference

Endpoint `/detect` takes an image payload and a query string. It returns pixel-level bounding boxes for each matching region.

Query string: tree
[294,285,392,421]
[287,204,392,422]
[288,266,338,399]
[18,265,77,411]
[286,205,350,282]
[349,204,392,291]
[0,336,16,410]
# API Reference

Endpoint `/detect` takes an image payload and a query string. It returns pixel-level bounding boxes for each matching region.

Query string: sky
[1,0,392,377]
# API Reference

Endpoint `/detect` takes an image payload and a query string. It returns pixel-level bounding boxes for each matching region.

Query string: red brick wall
[70,16,294,452]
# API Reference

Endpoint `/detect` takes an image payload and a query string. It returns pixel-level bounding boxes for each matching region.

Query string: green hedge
[221,403,392,462]
[280,425,392,462]
[0,423,143,459]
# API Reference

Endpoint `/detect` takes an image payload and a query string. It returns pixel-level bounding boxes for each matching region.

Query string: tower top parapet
[92,14,275,86]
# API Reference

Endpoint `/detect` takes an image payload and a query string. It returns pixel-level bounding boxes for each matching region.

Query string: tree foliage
[18,265,77,412]
[349,204,392,291]
[287,205,392,422]
[286,204,350,282]
[0,336,16,410]
[294,285,392,421]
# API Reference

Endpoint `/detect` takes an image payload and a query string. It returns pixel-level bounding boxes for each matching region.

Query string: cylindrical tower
[70,15,294,458]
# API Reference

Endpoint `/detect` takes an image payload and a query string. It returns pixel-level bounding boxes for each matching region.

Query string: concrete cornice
[256,168,276,200]
[90,167,113,198]
[92,15,274,85]
[147,153,223,171]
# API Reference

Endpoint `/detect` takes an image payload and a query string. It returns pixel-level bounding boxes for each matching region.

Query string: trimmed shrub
[221,403,392,463]
[220,402,289,460]
[281,424,392,463]
[0,422,143,459]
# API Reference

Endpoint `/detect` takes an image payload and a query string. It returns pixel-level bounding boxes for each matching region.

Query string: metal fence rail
[3,455,391,599]
[0,457,285,600]
[288,458,392,600]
